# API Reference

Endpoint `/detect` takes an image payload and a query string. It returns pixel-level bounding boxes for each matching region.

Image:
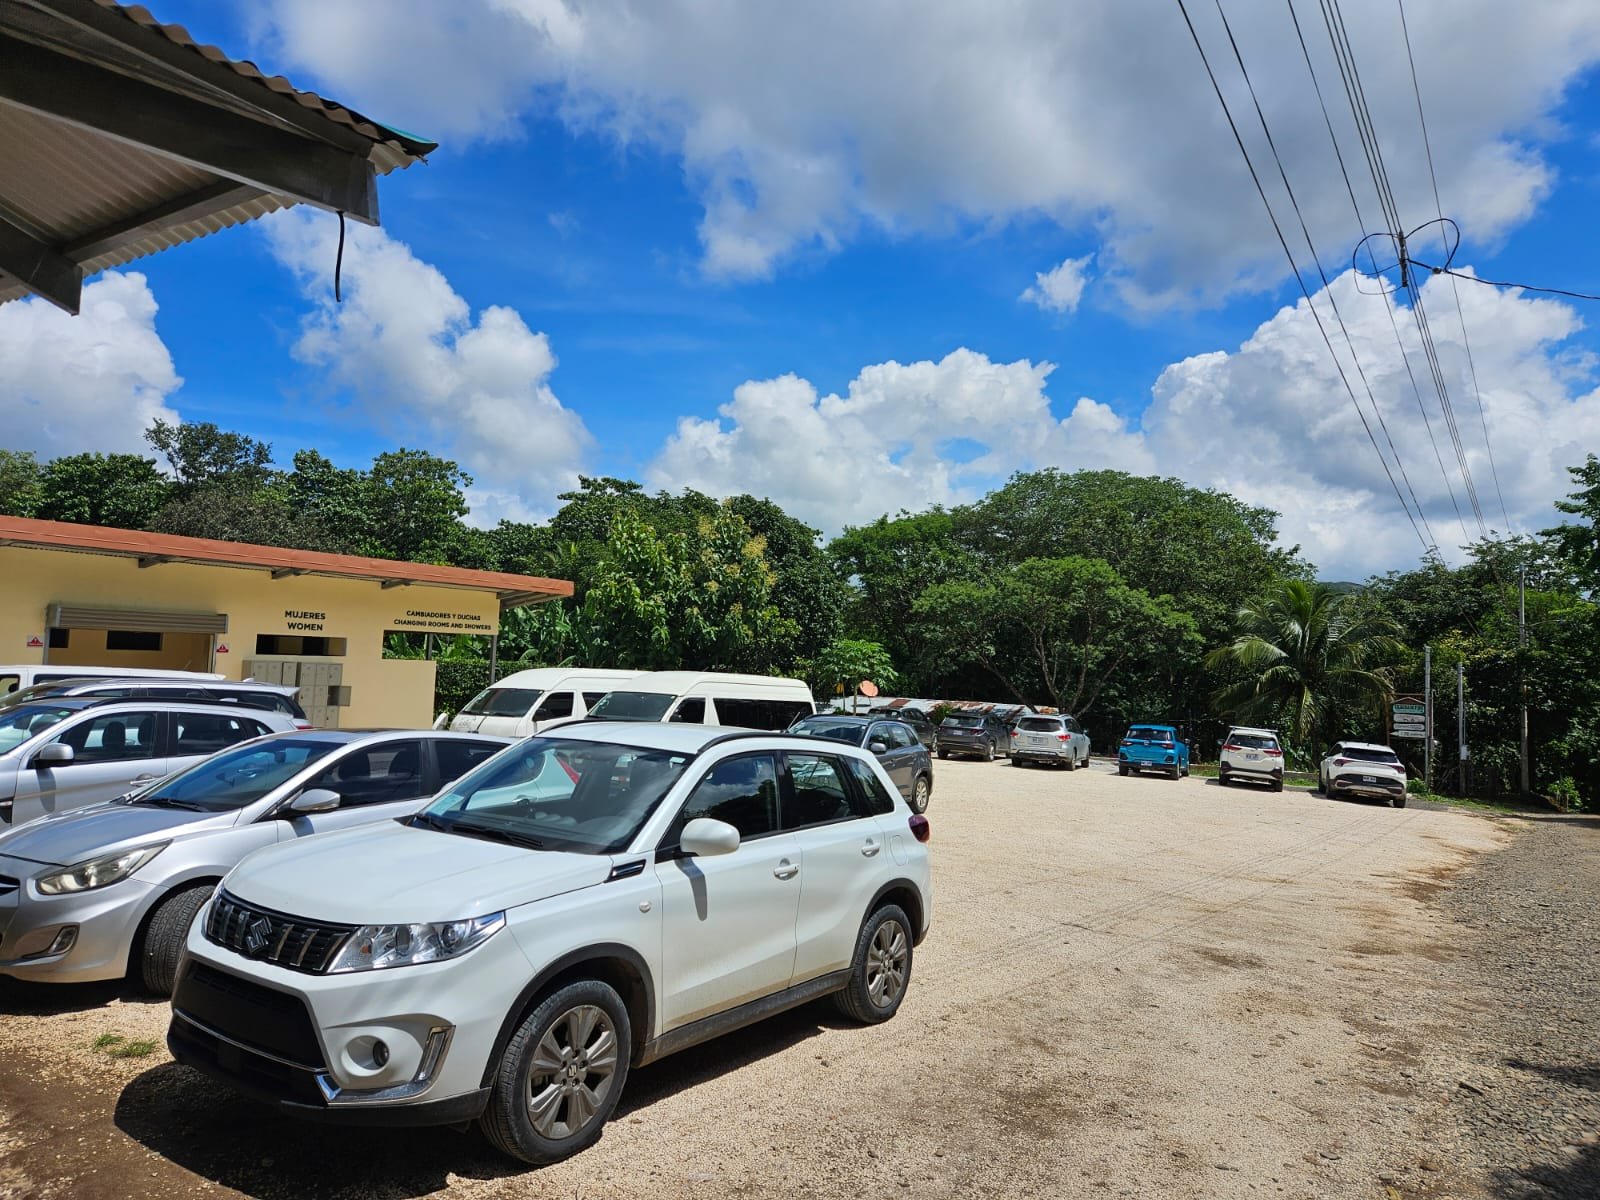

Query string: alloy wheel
[526,1004,619,1139]
[866,919,909,1009]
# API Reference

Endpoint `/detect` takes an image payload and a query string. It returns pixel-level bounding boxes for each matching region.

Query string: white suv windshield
[418,737,693,854]
[1017,717,1063,733]
[1228,733,1279,750]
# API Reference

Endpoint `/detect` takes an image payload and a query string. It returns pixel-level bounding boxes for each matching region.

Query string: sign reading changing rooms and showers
[1392,697,1427,740]
[281,607,496,636]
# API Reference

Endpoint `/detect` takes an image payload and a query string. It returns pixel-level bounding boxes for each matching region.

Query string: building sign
[284,609,326,632]
[26,634,43,648]
[390,607,496,634]
[1392,697,1427,741]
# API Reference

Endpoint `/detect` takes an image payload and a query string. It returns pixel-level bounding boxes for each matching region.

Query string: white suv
[167,723,932,1165]
[1217,726,1284,791]
[1319,741,1408,807]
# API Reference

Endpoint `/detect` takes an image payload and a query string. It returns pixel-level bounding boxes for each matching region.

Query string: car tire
[1272,778,1284,793]
[910,775,931,813]
[1218,774,1230,788]
[1393,794,1407,809]
[140,884,214,996]
[1170,764,1181,780]
[1062,751,1075,772]
[1011,757,1025,768]
[984,740,995,762]
[833,904,913,1024]
[480,979,632,1165]
[938,749,949,760]
[1118,764,1129,777]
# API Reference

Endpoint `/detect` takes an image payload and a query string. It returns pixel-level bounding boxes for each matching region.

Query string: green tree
[34,453,171,528]
[0,450,41,516]
[1206,579,1405,759]
[914,556,1200,715]
[149,483,347,551]
[145,419,273,494]
[1544,453,1600,597]
[802,638,898,705]
[361,448,472,563]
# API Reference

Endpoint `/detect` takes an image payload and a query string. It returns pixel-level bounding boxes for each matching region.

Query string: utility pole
[1519,566,1530,798]
[1458,662,1468,795]
[1423,644,1432,793]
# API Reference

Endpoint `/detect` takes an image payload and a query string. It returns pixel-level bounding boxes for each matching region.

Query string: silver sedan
[0,729,511,994]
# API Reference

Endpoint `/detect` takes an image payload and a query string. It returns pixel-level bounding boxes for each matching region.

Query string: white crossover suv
[167,723,932,1165]
[1319,741,1408,807]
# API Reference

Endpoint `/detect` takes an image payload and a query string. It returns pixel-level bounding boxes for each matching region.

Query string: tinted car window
[535,691,575,720]
[582,692,608,708]
[460,687,542,717]
[1337,747,1402,764]
[1127,726,1172,742]
[789,717,868,746]
[843,757,896,816]
[1229,733,1279,750]
[588,691,675,722]
[134,738,342,811]
[0,703,77,753]
[665,753,779,844]
[308,741,425,808]
[671,697,706,723]
[1018,717,1063,733]
[172,713,271,757]
[59,712,160,762]
[891,723,919,749]
[782,754,856,829]
[436,739,505,784]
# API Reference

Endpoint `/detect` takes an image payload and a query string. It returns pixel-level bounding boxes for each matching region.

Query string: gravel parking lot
[0,755,1564,1200]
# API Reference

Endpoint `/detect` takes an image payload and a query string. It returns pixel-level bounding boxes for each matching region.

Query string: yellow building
[0,517,571,728]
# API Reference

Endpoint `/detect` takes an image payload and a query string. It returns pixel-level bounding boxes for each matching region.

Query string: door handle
[861,839,881,857]
[130,774,159,782]
[773,860,799,880]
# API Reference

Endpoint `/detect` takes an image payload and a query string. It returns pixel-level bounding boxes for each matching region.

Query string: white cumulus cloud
[249,0,1600,302]
[1021,254,1094,314]
[262,211,592,518]
[647,273,1599,578]
[0,272,180,459]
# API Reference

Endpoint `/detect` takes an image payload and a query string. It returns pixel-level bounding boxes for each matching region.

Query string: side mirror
[679,817,739,857]
[33,743,73,767]
[868,741,889,755]
[285,788,341,815]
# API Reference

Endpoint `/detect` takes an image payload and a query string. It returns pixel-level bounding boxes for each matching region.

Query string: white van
[584,671,815,730]
[447,667,642,737]
[0,664,223,698]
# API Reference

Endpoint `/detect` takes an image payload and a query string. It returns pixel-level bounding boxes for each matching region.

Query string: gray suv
[0,729,512,993]
[789,714,933,812]
[937,714,1011,761]
[0,699,299,827]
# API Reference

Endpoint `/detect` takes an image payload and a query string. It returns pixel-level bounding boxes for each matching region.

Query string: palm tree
[1206,580,1405,758]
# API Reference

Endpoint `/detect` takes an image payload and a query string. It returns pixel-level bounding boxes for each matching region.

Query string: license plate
[1362,775,1378,783]
[1246,753,1261,761]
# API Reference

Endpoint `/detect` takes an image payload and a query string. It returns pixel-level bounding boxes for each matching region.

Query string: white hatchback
[168,723,932,1165]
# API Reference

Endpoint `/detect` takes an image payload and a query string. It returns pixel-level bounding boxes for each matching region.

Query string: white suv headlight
[36,843,168,895]
[327,913,505,973]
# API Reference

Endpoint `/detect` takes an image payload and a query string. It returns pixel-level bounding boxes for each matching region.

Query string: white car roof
[1228,726,1278,737]
[613,671,809,694]
[485,667,641,689]
[545,720,849,757]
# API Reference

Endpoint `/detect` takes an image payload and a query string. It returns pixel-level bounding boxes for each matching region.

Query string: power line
[1406,259,1600,304]
[1174,0,1431,556]
[1396,0,1511,532]
[1319,0,1490,541]
[1207,0,1439,552]
[1284,0,1468,547]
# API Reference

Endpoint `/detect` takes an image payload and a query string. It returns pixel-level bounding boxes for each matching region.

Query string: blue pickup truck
[1117,724,1190,779]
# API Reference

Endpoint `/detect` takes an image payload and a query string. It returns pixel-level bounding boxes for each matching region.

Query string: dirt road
[0,757,1526,1198]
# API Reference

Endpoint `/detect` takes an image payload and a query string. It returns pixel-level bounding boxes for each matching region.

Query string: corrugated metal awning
[0,0,437,313]
[48,603,227,634]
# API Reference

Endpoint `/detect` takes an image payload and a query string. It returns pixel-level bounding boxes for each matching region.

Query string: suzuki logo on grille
[242,915,275,956]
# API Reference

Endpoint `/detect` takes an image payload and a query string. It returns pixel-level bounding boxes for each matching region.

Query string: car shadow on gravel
[0,975,139,1015]
[1503,1057,1600,1093]
[115,1064,523,1198]
[112,1000,843,1196]
[1490,1141,1600,1199]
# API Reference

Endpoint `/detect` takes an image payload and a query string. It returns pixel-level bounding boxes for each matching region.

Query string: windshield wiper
[439,819,545,851]
[407,811,453,832]
[126,796,207,811]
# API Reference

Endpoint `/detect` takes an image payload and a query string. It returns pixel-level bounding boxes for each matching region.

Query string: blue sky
[5,0,1600,579]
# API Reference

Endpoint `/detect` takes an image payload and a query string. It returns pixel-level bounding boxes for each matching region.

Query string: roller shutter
[47,604,228,634]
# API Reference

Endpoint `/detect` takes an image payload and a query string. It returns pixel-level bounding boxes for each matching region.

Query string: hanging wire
[335,211,347,303]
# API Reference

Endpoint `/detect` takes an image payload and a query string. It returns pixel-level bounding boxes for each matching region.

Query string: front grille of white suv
[203,890,354,973]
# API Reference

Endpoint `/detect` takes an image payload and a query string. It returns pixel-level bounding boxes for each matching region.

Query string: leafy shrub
[433,659,493,720]
[1548,776,1584,813]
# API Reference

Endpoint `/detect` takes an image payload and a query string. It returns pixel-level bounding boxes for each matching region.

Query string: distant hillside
[1321,580,1364,595]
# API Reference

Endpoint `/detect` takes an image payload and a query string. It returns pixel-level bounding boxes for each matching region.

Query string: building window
[47,628,69,649]
[106,630,163,652]
[254,634,348,657]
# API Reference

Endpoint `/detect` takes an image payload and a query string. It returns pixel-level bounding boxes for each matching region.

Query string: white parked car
[168,722,932,1165]
[1217,726,1284,791]
[582,671,815,730]
[447,668,641,737]
[1319,741,1408,807]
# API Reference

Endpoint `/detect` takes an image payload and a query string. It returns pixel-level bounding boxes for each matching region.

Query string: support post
[1457,662,1467,794]
[1423,644,1432,794]
[1519,567,1530,798]
[487,633,499,683]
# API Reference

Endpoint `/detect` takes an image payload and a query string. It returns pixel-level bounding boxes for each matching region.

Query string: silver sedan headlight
[326,913,505,973]
[36,843,169,895]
